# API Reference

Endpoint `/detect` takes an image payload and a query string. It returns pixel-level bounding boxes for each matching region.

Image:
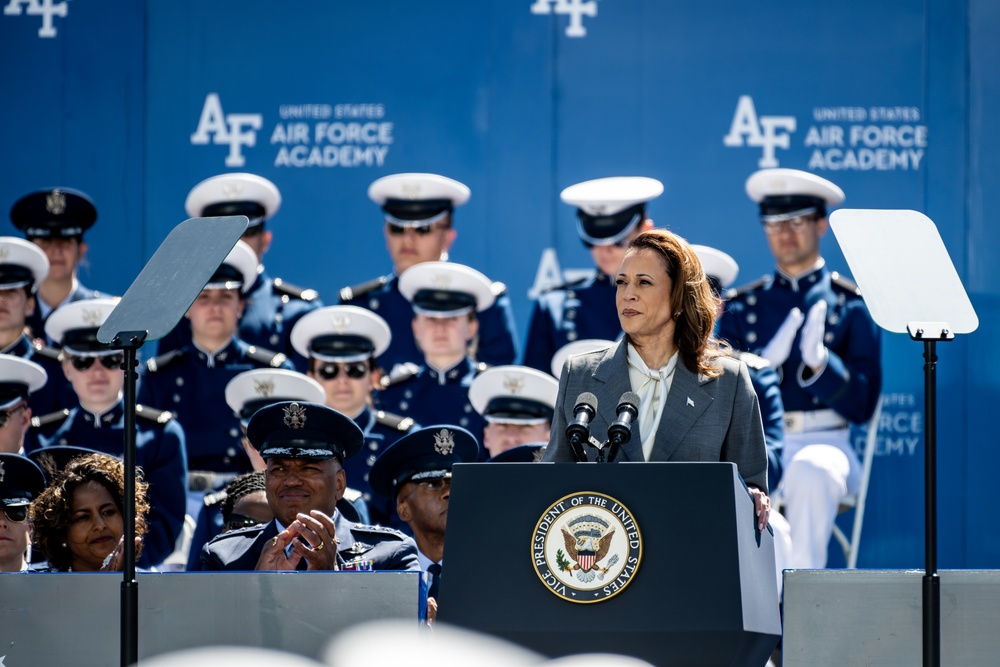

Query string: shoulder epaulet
[146,348,186,373]
[30,409,71,430]
[830,271,862,296]
[339,275,389,303]
[30,340,61,362]
[353,523,407,538]
[733,350,771,371]
[378,362,420,390]
[541,275,591,294]
[203,489,228,508]
[135,404,175,425]
[210,523,265,541]
[375,410,416,433]
[245,345,288,368]
[490,281,507,297]
[272,278,320,302]
[342,487,363,504]
[725,275,770,300]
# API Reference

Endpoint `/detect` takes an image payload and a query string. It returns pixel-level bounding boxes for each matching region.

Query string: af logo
[4,0,67,38]
[532,491,641,603]
[190,93,263,168]
[530,0,596,38]
[723,95,797,168]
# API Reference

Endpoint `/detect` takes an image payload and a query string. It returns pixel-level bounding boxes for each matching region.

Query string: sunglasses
[0,403,26,428]
[1,503,29,523]
[762,215,816,235]
[225,513,261,531]
[69,354,124,372]
[386,222,438,236]
[316,362,368,381]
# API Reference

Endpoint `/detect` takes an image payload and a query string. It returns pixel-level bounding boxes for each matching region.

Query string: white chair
[831,395,884,568]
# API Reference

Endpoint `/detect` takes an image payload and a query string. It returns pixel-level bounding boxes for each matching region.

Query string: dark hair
[221,470,266,524]
[29,453,149,571]
[625,228,728,378]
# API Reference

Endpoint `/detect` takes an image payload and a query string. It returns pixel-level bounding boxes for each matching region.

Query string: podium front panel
[439,461,779,666]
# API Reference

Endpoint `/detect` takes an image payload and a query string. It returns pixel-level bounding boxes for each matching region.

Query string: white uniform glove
[800,300,829,370]
[760,307,804,367]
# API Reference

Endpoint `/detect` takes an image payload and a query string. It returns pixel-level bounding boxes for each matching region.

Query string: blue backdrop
[1,0,995,568]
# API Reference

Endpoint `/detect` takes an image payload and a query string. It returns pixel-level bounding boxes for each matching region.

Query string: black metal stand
[112,331,147,667]
[909,324,951,667]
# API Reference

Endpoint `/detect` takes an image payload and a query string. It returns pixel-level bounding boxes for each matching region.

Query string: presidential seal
[532,491,641,604]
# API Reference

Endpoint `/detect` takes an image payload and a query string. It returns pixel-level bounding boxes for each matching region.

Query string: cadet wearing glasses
[25,299,188,569]
[339,173,518,374]
[0,453,46,572]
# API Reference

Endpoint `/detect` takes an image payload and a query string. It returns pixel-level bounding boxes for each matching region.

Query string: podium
[438,462,780,667]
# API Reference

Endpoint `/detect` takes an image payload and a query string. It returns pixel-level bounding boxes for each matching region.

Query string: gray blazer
[542,340,768,492]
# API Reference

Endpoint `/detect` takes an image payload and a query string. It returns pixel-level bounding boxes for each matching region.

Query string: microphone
[607,392,640,462]
[565,392,598,461]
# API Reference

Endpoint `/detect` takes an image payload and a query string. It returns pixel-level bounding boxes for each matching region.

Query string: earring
[61,542,67,548]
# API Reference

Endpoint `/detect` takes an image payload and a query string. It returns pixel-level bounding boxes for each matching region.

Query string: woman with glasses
[522,177,659,374]
[24,299,187,569]
[0,453,46,571]
[290,305,415,527]
[29,451,149,572]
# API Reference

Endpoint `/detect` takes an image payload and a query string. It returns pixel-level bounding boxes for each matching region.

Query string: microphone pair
[565,391,640,462]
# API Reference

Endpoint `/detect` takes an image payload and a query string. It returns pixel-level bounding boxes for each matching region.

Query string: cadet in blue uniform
[522,177,661,372]
[157,173,323,371]
[0,356,47,455]
[24,299,188,569]
[290,305,416,528]
[138,241,293,483]
[0,453,46,572]
[0,237,74,416]
[468,365,558,459]
[200,401,420,572]
[368,425,480,601]
[375,262,495,449]
[9,187,112,342]
[717,168,882,569]
[339,173,517,373]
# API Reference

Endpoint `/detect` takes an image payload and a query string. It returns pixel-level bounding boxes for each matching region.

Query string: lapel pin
[686,397,695,407]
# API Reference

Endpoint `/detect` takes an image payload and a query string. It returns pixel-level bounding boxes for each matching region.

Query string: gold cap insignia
[0,245,10,261]
[433,428,455,455]
[283,402,307,429]
[222,182,244,198]
[431,273,451,289]
[502,375,524,394]
[46,189,66,215]
[253,379,275,397]
[401,183,422,200]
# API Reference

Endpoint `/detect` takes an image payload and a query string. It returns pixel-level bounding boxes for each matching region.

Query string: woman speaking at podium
[542,228,771,529]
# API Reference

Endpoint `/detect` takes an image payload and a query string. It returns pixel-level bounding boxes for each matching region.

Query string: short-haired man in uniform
[468,365,558,459]
[25,298,188,568]
[9,187,112,342]
[158,173,323,371]
[0,453,46,572]
[521,177,660,373]
[139,241,293,488]
[291,305,416,527]
[339,173,517,373]
[368,424,480,600]
[0,237,73,415]
[375,262,495,448]
[0,357,47,454]
[200,401,420,572]
[717,168,882,569]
